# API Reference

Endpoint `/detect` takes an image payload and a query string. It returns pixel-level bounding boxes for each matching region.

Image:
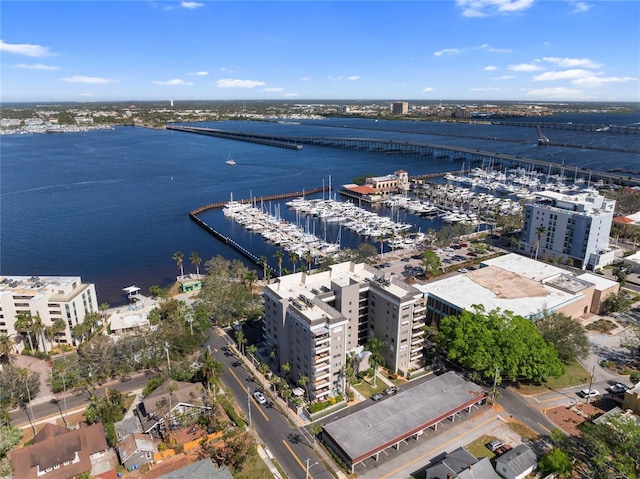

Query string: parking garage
[321,372,487,473]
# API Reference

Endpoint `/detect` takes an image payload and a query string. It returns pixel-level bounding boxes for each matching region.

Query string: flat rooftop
[322,372,485,464]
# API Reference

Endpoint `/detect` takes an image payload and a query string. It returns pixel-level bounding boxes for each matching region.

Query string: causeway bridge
[168,125,640,187]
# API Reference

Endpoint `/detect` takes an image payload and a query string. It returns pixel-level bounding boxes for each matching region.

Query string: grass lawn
[231,446,275,479]
[466,434,499,460]
[352,375,387,399]
[513,359,589,396]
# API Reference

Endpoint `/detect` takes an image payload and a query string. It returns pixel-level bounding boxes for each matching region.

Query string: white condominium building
[0,275,98,353]
[262,262,427,400]
[520,189,615,269]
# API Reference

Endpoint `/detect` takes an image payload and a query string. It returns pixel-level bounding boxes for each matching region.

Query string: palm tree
[274,250,284,277]
[0,334,16,366]
[304,250,313,271]
[14,313,34,352]
[190,252,202,276]
[289,251,299,274]
[31,314,47,354]
[172,251,184,277]
[534,226,547,260]
[51,318,66,349]
[365,337,386,387]
[246,344,258,371]
[258,255,268,280]
[235,330,246,356]
[377,234,385,255]
[201,350,223,391]
[281,361,291,380]
[244,270,258,291]
[298,375,310,401]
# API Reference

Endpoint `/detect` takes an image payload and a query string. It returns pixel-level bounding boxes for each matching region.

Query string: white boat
[225,154,236,166]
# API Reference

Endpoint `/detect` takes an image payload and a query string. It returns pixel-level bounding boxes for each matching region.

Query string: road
[206,327,337,479]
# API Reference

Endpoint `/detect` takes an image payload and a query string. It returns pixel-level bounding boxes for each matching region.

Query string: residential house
[156,458,233,479]
[9,423,113,479]
[117,433,157,471]
[425,447,500,479]
[136,381,209,435]
[494,444,537,479]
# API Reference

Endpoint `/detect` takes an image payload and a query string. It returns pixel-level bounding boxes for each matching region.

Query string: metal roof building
[322,372,487,473]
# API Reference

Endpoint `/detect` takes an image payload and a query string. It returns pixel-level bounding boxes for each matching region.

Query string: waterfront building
[0,275,98,353]
[519,189,615,269]
[417,253,619,326]
[262,262,427,400]
[390,102,408,115]
[364,169,409,194]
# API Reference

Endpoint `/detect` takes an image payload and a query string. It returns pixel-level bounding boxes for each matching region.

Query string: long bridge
[167,125,640,187]
[493,120,640,135]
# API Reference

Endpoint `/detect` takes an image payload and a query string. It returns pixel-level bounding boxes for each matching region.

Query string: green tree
[436,306,564,383]
[421,250,441,276]
[246,344,257,371]
[235,330,246,356]
[14,313,34,352]
[289,251,299,274]
[173,251,184,277]
[31,314,47,354]
[304,250,313,271]
[365,337,386,387]
[244,270,258,291]
[602,290,634,314]
[0,335,16,366]
[534,225,547,260]
[613,264,629,286]
[539,448,572,476]
[535,312,590,364]
[298,375,310,401]
[84,389,126,446]
[0,424,23,457]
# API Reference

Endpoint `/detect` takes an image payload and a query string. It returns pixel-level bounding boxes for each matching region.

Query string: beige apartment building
[262,262,427,400]
[0,275,98,353]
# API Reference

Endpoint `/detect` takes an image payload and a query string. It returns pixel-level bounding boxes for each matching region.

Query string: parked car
[496,444,512,455]
[579,388,600,398]
[457,268,469,273]
[487,440,503,452]
[253,391,267,405]
[607,383,629,394]
[401,257,411,262]
[383,386,398,396]
[371,393,384,401]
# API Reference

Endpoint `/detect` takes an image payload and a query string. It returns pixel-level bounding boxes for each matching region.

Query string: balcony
[315,352,330,363]
[313,377,331,389]
[313,344,331,355]
[315,334,330,345]
[315,361,331,373]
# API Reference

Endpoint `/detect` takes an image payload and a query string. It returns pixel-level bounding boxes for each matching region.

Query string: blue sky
[1,0,639,103]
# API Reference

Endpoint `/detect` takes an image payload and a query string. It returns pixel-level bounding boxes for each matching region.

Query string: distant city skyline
[1,0,639,103]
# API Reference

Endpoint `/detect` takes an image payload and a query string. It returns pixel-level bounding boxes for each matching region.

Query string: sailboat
[225,153,236,166]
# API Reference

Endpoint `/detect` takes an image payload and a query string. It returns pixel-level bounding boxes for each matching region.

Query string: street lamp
[305,458,319,479]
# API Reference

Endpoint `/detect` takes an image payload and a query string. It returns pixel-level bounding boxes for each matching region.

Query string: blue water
[2,114,639,305]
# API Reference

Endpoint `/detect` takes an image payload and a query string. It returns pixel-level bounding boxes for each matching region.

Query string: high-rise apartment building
[262,262,427,400]
[390,102,408,115]
[520,190,615,269]
[0,275,98,353]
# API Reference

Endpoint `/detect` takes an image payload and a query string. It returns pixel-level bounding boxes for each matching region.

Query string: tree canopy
[535,312,590,364]
[435,306,564,383]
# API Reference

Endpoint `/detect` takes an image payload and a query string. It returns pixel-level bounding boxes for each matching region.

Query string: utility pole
[586,364,596,404]
[305,458,318,479]
[491,367,500,405]
[164,341,171,375]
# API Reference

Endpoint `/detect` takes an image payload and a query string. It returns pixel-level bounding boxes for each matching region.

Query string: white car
[579,388,600,398]
[253,391,267,405]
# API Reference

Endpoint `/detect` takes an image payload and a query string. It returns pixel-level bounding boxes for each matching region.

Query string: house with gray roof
[136,380,209,435]
[425,447,500,479]
[156,458,232,479]
[495,444,537,479]
[117,432,157,471]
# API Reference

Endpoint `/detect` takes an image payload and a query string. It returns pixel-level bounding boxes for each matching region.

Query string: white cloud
[328,75,344,81]
[299,76,311,82]
[527,86,585,99]
[187,71,208,76]
[422,87,434,92]
[457,0,535,17]
[570,1,591,13]
[573,75,637,86]
[79,93,94,97]
[488,47,512,53]
[0,40,53,57]
[508,62,544,72]
[152,79,194,86]
[63,75,118,84]
[15,63,59,70]
[434,48,461,56]
[542,57,601,69]
[263,87,284,92]
[216,78,265,88]
[284,93,300,97]
[484,65,497,71]
[347,76,360,81]
[494,75,516,80]
[533,69,597,81]
[181,1,204,9]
